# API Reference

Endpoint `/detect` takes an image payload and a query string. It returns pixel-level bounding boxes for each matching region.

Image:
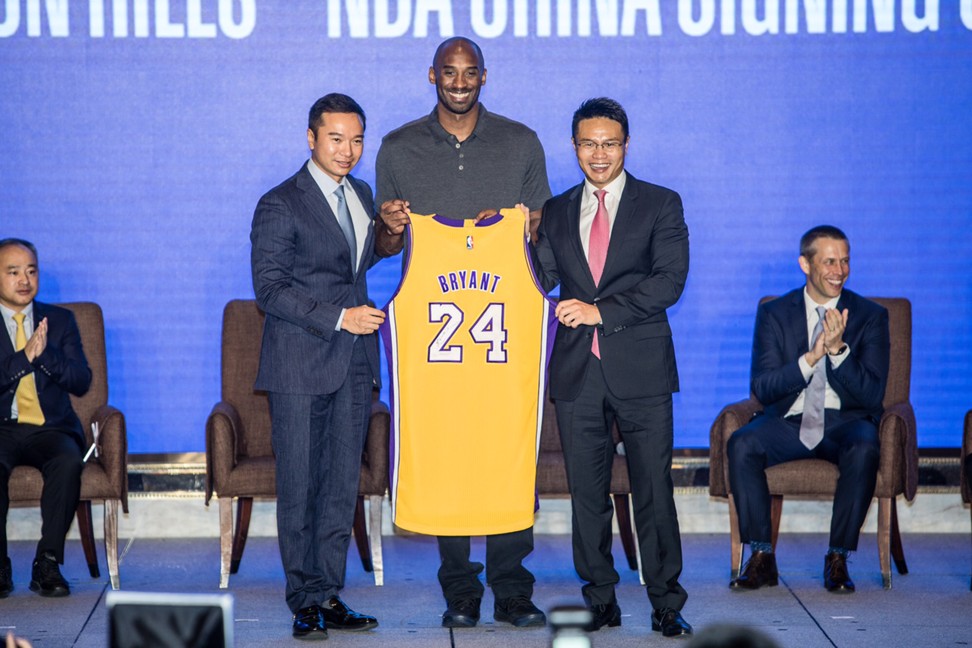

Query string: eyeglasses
[575,140,624,152]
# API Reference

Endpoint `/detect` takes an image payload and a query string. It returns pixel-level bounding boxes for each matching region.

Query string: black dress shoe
[730,550,779,590]
[824,552,855,593]
[584,602,621,632]
[29,552,69,597]
[651,608,693,637]
[494,595,546,627]
[442,597,481,628]
[321,596,378,631]
[292,605,327,640]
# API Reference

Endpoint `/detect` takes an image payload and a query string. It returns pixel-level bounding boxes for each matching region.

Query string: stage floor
[3,532,970,647]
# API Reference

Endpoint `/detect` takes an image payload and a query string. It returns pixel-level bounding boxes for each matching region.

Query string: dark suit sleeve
[1,348,33,393]
[251,191,343,340]
[828,306,889,411]
[595,191,689,333]
[34,311,92,397]
[529,202,560,293]
[750,303,808,406]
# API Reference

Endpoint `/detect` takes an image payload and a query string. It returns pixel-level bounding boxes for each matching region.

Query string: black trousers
[555,355,688,612]
[727,409,880,551]
[436,527,535,602]
[0,422,83,563]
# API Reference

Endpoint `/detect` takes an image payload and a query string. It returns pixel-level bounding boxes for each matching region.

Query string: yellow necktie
[13,313,45,426]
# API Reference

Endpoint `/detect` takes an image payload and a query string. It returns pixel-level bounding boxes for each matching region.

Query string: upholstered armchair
[205,299,388,588]
[8,302,129,589]
[709,297,917,589]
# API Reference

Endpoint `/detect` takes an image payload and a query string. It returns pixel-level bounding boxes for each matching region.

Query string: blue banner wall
[2,1,970,452]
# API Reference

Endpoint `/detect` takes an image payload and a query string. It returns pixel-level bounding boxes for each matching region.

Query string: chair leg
[728,495,744,579]
[769,495,783,552]
[877,497,892,589]
[230,497,253,575]
[104,499,120,590]
[352,496,373,572]
[218,497,233,589]
[890,497,908,575]
[76,500,100,578]
[368,495,384,587]
[612,493,639,571]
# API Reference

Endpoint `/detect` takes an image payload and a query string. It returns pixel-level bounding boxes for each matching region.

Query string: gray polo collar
[424,104,492,143]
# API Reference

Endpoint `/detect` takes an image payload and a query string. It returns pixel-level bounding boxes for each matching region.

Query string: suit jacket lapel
[566,184,596,290]
[600,173,637,283]
[787,290,809,352]
[0,312,14,357]
[347,177,375,277]
[296,166,358,274]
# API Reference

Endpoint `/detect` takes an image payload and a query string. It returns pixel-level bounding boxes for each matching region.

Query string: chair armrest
[708,398,763,497]
[205,401,242,505]
[878,401,918,502]
[91,404,129,514]
[360,400,390,494]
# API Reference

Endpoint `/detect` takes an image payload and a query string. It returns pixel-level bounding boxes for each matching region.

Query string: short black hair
[308,93,366,133]
[800,225,849,259]
[572,97,629,141]
[0,237,38,263]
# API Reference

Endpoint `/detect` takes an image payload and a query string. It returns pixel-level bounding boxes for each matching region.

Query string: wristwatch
[828,344,848,356]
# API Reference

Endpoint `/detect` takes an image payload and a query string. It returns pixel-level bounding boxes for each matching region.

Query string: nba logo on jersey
[381,209,556,536]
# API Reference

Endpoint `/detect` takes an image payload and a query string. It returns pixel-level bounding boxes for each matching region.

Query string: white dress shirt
[786,289,850,417]
[579,172,627,260]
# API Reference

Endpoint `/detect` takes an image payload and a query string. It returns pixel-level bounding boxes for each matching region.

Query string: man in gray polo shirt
[375,37,551,629]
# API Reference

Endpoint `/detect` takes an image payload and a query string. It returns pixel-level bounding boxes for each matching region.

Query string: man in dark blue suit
[531,98,693,639]
[250,94,384,640]
[728,225,890,593]
[0,238,91,598]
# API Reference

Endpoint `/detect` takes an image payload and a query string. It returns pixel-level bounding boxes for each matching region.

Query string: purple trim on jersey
[432,214,464,227]
[378,314,397,496]
[380,220,415,310]
[476,213,504,227]
[521,226,559,370]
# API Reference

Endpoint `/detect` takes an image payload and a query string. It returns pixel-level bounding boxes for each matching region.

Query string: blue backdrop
[2,1,970,452]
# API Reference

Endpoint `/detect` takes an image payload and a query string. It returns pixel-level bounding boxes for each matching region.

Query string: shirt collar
[0,301,33,325]
[803,287,840,318]
[425,103,491,143]
[306,159,346,197]
[584,171,627,202]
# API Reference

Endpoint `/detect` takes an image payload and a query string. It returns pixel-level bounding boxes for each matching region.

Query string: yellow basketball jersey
[382,209,555,535]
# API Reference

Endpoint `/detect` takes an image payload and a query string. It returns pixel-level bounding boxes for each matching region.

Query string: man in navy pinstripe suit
[250,93,384,640]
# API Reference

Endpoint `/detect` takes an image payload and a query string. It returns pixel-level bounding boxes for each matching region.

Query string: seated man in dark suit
[727,225,889,593]
[0,238,92,598]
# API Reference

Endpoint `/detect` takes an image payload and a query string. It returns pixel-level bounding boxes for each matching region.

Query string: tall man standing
[0,238,91,599]
[531,98,693,638]
[727,225,888,593]
[251,93,384,640]
[375,37,551,628]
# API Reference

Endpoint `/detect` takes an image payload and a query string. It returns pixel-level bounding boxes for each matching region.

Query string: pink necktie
[588,189,609,358]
